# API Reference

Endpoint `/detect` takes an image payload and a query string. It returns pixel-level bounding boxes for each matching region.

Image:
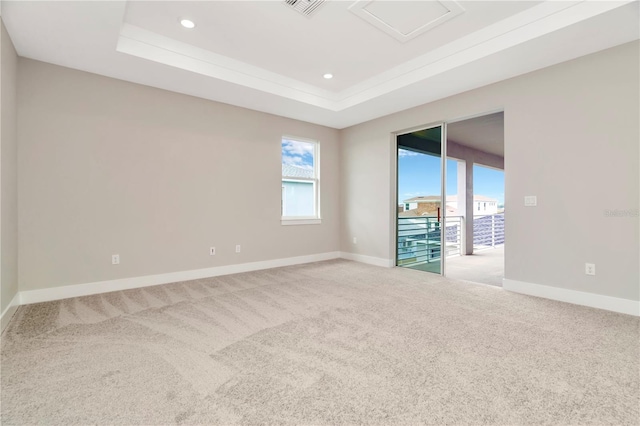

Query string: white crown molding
[503,278,640,317]
[116,1,634,112]
[117,23,338,109]
[337,0,631,108]
[3,0,637,128]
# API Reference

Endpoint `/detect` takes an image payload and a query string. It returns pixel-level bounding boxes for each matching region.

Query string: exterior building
[402,195,499,216]
[446,195,499,215]
[402,196,441,215]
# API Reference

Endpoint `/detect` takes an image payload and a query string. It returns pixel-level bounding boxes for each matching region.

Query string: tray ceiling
[2,1,638,128]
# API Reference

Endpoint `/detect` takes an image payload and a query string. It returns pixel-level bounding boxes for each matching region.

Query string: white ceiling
[2,1,639,129]
[448,112,503,157]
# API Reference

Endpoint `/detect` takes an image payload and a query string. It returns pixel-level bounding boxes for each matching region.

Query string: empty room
[1,1,639,424]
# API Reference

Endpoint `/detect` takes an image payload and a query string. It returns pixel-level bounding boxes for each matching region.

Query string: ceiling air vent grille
[284,0,326,17]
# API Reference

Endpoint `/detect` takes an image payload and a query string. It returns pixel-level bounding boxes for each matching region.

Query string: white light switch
[524,196,537,207]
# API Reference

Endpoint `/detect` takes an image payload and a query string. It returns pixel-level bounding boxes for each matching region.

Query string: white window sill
[281,219,322,226]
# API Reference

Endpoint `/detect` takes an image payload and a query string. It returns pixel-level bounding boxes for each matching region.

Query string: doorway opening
[445,112,505,286]
[394,112,504,280]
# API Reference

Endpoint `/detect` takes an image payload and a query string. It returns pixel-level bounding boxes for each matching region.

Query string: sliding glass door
[396,124,446,275]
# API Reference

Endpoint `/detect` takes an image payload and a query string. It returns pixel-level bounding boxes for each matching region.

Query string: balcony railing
[397,213,504,267]
[397,216,462,267]
[473,213,504,250]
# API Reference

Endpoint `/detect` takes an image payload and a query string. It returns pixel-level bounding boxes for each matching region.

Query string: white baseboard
[1,292,21,333]
[503,278,640,316]
[8,255,637,334]
[20,251,342,305]
[340,252,394,268]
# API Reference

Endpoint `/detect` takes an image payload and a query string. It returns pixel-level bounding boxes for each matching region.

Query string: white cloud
[398,149,419,157]
[282,154,313,170]
[283,139,314,157]
[282,139,315,170]
[283,154,303,165]
[402,192,424,199]
[282,139,314,169]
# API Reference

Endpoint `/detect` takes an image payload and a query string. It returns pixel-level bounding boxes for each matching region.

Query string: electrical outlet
[235,245,241,253]
[585,263,596,276]
[353,237,357,244]
[210,247,216,256]
[112,254,120,265]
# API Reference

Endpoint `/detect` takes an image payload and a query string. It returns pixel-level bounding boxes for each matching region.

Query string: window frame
[281,136,321,226]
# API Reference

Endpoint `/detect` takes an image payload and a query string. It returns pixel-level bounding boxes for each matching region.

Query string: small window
[405,203,410,211]
[281,137,320,225]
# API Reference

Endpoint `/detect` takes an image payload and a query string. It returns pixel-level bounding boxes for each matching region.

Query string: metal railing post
[460,216,464,256]
[427,217,431,263]
[491,214,496,247]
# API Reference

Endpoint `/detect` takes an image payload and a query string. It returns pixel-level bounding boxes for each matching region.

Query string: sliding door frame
[393,121,448,275]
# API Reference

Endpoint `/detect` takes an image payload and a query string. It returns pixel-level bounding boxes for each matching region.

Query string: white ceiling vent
[349,0,465,43]
[284,0,326,17]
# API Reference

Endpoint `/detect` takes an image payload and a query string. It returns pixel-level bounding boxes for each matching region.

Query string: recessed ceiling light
[180,19,196,29]
[323,73,333,79]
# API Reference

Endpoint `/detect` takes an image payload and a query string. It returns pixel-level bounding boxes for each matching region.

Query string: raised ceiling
[2,1,638,129]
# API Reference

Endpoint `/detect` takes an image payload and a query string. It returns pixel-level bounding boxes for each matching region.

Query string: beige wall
[1,20,19,313]
[18,59,340,291]
[341,41,639,301]
[10,38,640,304]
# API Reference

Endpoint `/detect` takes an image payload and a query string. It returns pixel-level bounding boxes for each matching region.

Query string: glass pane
[282,139,314,172]
[282,180,315,217]
[397,125,442,274]
[282,138,316,218]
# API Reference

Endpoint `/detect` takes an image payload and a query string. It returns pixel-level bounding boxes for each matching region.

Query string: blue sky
[398,149,504,205]
[281,142,505,205]
[282,139,314,169]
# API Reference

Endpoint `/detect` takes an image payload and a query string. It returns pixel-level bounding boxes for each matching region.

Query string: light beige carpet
[1,260,638,425]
